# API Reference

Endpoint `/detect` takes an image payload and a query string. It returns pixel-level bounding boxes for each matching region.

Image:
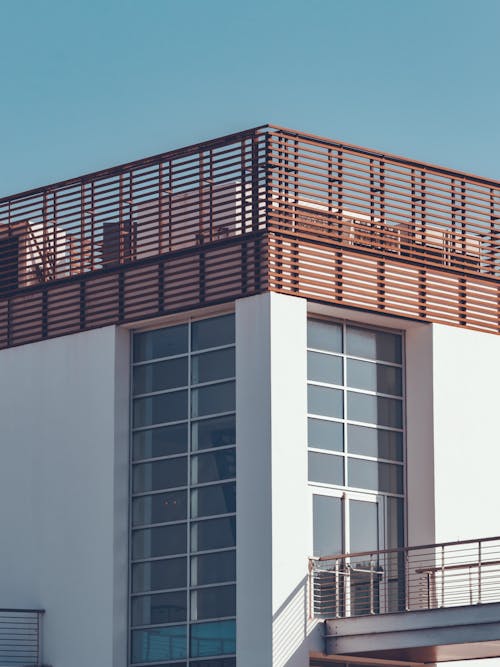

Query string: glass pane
[191,483,236,519]
[192,416,236,451]
[191,551,236,586]
[192,315,235,351]
[348,425,403,461]
[313,494,343,557]
[349,499,379,554]
[133,457,187,493]
[307,351,343,385]
[134,390,188,428]
[191,450,236,485]
[191,517,236,552]
[131,625,187,663]
[133,357,188,395]
[192,382,235,418]
[132,524,187,560]
[191,585,236,621]
[191,659,236,667]
[347,359,402,396]
[308,418,343,452]
[134,324,188,362]
[386,496,405,549]
[133,423,188,461]
[132,591,187,626]
[346,326,402,364]
[192,349,235,385]
[132,490,187,526]
[307,319,343,353]
[347,392,402,428]
[190,620,236,658]
[308,385,343,418]
[348,459,403,494]
[308,452,344,486]
[132,557,187,593]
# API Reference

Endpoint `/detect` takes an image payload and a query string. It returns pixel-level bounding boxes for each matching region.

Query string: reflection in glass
[347,359,402,396]
[134,324,188,363]
[191,517,236,552]
[347,392,402,428]
[191,348,235,385]
[132,591,187,626]
[308,385,343,418]
[307,319,343,353]
[308,418,344,452]
[191,585,236,621]
[313,494,343,557]
[133,423,188,461]
[308,452,344,486]
[346,326,401,364]
[191,382,235,418]
[348,424,403,461]
[348,459,403,494]
[191,450,236,485]
[132,523,187,560]
[192,315,235,351]
[191,483,236,519]
[191,416,236,451]
[191,551,236,586]
[134,390,188,428]
[133,356,188,395]
[131,625,187,663]
[132,557,187,593]
[190,620,236,658]
[132,490,187,526]
[133,457,187,493]
[307,351,343,385]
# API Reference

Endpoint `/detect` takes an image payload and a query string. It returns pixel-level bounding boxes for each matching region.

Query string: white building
[0,125,499,667]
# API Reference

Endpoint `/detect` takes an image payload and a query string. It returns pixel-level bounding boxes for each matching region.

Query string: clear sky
[1,0,499,197]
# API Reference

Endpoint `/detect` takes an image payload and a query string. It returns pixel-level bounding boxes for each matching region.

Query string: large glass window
[131,314,236,666]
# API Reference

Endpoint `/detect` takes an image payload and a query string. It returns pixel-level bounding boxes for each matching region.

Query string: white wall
[0,326,129,667]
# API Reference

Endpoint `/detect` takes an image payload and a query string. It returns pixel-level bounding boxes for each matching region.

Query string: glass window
[313,494,343,557]
[192,315,235,351]
[307,351,343,385]
[133,357,188,395]
[133,423,188,461]
[191,483,236,519]
[307,319,343,353]
[346,326,402,364]
[190,620,236,658]
[348,424,403,461]
[349,499,379,554]
[347,392,402,428]
[191,585,236,621]
[191,382,235,419]
[191,551,236,587]
[347,359,402,396]
[191,659,236,667]
[131,625,187,663]
[133,524,187,560]
[308,385,343,418]
[132,490,187,527]
[191,349,235,385]
[134,390,188,428]
[191,416,236,452]
[133,457,187,493]
[132,591,187,627]
[132,557,187,593]
[348,459,403,494]
[191,517,236,553]
[191,450,236,485]
[308,418,344,452]
[308,452,344,486]
[134,324,188,362]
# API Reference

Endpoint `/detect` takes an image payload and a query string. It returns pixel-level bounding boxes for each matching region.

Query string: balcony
[309,536,500,663]
[0,609,45,666]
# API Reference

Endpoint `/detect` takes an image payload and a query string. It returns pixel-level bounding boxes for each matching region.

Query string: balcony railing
[0,609,44,666]
[309,535,500,619]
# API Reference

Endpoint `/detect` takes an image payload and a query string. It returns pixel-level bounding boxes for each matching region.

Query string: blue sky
[1,0,499,196]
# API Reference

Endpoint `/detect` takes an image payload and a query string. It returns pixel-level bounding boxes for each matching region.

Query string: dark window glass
[347,392,403,428]
[347,359,402,396]
[134,390,188,428]
[308,418,343,452]
[132,591,187,627]
[133,357,188,395]
[132,524,187,560]
[131,625,187,663]
[348,459,403,494]
[192,315,235,351]
[191,659,236,667]
[348,425,403,461]
[132,557,187,593]
[191,483,236,519]
[308,452,344,486]
[191,349,235,385]
[313,494,343,557]
[133,457,187,494]
[346,326,402,364]
[191,551,236,586]
[307,319,343,353]
[190,620,236,658]
[133,490,187,527]
[386,497,405,549]
[191,585,236,621]
[133,423,188,461]
[192,382,235,418]
[191,517,236,552]
[192,416,236,452]
[134,324,188,362]
[308,385,343,418]
[191,450,236,485]
[349,499,379,554]
[307,351,343,385]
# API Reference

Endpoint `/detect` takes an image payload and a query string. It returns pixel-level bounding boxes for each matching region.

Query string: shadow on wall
[272,575,323,667]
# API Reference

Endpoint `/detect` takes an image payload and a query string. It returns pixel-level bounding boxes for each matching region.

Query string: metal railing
[0,609,44,666]
[309,535,500,619]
